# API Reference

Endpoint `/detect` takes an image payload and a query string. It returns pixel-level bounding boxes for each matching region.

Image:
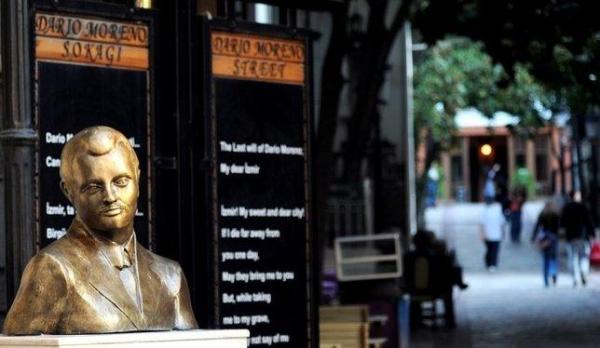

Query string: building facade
[438,124,570,202]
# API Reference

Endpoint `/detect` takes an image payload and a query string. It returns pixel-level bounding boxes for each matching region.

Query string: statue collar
[71,217,137,270]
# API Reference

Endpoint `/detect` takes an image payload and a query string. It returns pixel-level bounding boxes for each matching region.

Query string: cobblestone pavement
[411,201,600,348]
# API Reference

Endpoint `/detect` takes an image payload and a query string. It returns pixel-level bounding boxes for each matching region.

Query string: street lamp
[135,0,152,9]
[480,144,493,157]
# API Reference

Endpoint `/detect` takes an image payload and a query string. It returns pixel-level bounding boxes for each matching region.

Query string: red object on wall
[589,241,600,266]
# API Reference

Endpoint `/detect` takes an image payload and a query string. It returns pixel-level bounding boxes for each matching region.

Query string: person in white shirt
[479,196,506,271]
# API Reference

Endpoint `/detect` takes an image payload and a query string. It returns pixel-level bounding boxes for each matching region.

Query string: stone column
[0,0,37,303]
[526,139,536,181]
[399,23,416,236]
[462,137,470,201]
[441,151,451,201]
[507,134,515,184]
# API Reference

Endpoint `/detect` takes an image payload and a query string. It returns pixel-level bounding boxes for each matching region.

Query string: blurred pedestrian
[425,165,440,208]
[509,187,526,243]
[532,202,560,287]
[483,164,499,200]
[560,191,595,287]
[495,168,510,218]
[479,195,506,271]
[511,165,535,200]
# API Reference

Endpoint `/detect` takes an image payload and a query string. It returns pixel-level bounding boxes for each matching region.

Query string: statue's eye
[83,184,102,194]
[114,177,130,187]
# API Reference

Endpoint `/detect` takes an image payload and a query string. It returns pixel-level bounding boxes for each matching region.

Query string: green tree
[415,0,600,114]
[414,37,504,151]
[413,37,554,222]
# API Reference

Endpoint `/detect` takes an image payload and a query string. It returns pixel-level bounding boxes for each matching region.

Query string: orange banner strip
[212,32,305,85]
[212,55,304,85]
[36,36,149,70]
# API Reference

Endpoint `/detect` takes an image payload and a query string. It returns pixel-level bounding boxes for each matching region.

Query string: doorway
[468,136,508,202]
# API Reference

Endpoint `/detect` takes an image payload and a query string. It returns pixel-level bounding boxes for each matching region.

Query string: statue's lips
[100,207,124,216]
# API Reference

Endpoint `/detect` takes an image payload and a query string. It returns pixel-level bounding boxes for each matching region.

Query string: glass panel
[535,135,548,151]
[339,240,397,259]
[335,234,402,280]
[255,4,273,24]
[536,154,548,181]
[451,155,463,182]
[340,260,399,277]
[514,137,526,152]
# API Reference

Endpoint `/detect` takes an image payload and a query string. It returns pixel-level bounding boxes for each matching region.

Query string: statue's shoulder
[138,245,183,275]
[138,245,187,295]
[21,238,75,283]
[37,235,81,264]
[27,235,89,281]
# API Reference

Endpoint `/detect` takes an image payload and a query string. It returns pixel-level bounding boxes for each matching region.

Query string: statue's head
[60,126,140,233]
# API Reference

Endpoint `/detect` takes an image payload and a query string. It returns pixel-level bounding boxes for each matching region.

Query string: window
[255,4,274,24]
[536,154,548,181]
[451,155,463,182]
[514,137,526,167]
[535,136,549,181]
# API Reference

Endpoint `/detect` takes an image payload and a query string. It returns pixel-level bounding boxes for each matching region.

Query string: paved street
[412,201,600,347]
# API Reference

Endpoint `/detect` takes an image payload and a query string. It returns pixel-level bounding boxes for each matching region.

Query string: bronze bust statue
[3,126,198,335]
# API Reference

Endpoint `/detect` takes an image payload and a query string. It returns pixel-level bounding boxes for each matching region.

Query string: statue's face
[67,145,139,232]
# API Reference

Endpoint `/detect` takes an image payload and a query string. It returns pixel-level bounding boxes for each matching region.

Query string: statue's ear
[60,181,73,203]
[136,168,141,197]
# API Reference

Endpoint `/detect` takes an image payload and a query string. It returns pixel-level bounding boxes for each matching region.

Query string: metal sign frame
[30,0,156,249]
[198,17,317,347]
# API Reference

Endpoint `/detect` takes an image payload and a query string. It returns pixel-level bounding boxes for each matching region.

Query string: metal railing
[326,198,366,238]
[334,233,402,281]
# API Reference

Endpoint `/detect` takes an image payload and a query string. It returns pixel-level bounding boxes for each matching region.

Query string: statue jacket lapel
[69,219,145,329]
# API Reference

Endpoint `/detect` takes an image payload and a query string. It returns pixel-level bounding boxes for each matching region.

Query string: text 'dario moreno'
[211,32,305,85]
[35,12,149,70]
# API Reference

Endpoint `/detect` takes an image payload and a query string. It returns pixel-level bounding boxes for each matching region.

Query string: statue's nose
[103,186,118,204]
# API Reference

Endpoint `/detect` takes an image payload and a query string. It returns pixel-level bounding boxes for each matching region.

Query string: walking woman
[479,196,506,272]
[531,202,560,287]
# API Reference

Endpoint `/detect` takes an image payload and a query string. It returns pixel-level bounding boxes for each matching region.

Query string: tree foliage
[415,0,600,114]
[414,37,554,150]
[414,37,503,148]
[412,37,554,221]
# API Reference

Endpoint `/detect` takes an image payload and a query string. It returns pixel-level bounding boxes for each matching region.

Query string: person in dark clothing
[560,191,595,286]
[431,239,468,290]
[404,230,467,329]
[509,187,526,243]
[531,202,560,287]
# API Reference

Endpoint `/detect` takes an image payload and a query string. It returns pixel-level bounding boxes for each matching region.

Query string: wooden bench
[319,305,369,348]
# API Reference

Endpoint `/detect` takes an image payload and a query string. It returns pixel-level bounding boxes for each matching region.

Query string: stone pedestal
[0,329,249,348]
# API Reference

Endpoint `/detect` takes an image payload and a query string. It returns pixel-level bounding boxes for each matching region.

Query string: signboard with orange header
[201,20,315,348]
[33,1,154,249]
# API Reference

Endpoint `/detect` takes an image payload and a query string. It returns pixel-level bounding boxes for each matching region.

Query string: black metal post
[590,142,599,224]
[240,0,249,20]
[226,0,235,19]
[0,0,37,305]
[372,112,383,234]
[559,139,566,195]
[216,0,226,17]
[289,9,297,28]
[278,6,288,26]
[574,114,587,199]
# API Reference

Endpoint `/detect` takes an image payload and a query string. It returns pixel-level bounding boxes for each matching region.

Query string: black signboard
[203,21,315,347]
[32,2,154,248]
